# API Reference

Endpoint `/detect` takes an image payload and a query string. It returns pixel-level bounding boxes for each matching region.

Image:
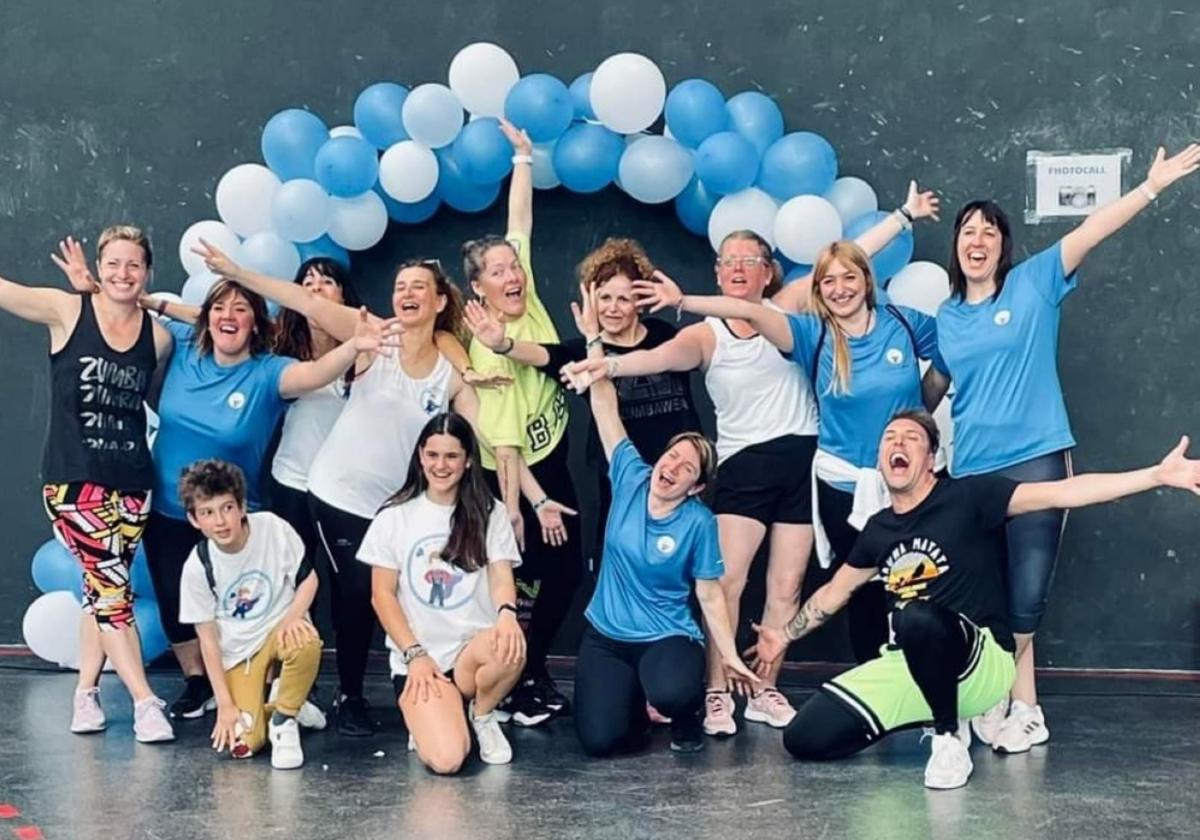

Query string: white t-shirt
[357,493,521,675]
[178,511,307,670]
[271,381,347,492]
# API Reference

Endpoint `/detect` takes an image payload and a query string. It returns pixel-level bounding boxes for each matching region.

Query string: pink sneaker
[703,690,737,736]
[646,703,672,725]
[71,687,107,734]
[743,686,797,728]
[133,697,176,743]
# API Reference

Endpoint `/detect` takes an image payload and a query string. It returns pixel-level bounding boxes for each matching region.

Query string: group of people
[5,117,1199,788]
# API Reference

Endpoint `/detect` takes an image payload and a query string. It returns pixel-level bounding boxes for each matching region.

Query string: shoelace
[705,693,729,715]
[755,687,790,711]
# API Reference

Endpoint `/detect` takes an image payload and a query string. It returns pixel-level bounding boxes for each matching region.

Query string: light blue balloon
[505,74,574,143]
[665,79,728,148]
[618,136,694,204]
[532,141,560,190]
[552,122,623,194]
[130,544,155,600]
[401,84,464,149]
[452,118,514,185]
[262,109,329,181]
[845,210,914,281]
[240,232,301,280]
[314,136,379,198]
[569,73,596,120]
[695,131,759,195]
[435,148,502,213]
[758,132,839,200]
[31,539,78,594]
[353,82,410,149]
[675,175,719,237]
[133,597,170,661]
[375,184,442,224]
[726,91,785,158]
[271,178,330,244]
[297,235,350,268]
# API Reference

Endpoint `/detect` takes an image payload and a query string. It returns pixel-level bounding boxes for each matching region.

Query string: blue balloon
[133,597,170,661]
[435,148,502,213]
[314,136,380,198]
[262,108,329,181]
[375,184,442,224]
[297,235,351,268]
[675,175,719,237]
[130,543,155,600]
[505,74,574,143]
[569,73,596,120]
[353,82,410,149]
[695,131,759,195]
[665,79,728,148]
[31,539,78,594]
[845,210,914,281]
[758,132,839,200]
[726,91,785,158]
[452,118,514,185]
[552,122,623,194]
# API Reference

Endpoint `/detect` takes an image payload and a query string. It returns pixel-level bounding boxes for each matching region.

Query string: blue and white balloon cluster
[22,540,170,668]
[177,42,915,289]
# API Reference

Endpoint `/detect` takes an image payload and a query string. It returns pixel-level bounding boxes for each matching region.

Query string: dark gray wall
[2,0,1199,668]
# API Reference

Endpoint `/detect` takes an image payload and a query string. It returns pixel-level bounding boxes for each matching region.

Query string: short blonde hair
[666,431,718,496]
[96,225,153,267]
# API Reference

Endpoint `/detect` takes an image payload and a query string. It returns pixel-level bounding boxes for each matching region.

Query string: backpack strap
[196,538,218,600]
[811,318,827,382]
[884,303,919,358]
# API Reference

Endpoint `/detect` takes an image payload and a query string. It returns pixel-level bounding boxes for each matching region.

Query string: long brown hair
[809,241,878,396]
[194,280,272,357]
[271,258,360,360]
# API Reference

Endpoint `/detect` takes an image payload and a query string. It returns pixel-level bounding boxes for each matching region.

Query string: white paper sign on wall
[1025,149,1131,224]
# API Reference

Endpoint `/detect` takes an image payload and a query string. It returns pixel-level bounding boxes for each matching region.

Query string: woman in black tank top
[0,226,176,742]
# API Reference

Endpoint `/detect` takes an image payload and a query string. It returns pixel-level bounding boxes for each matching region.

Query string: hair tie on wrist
[512,154,533,165]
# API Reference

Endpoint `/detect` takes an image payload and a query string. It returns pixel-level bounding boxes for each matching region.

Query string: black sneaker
[335,694,374,737]
[529,674,570,715]
[493,682,552,728]
[169,676,215,720]
[669,713,705,753]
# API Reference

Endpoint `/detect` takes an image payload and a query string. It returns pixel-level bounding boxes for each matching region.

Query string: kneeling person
[750,410,1200,790]
[177,459,322,770]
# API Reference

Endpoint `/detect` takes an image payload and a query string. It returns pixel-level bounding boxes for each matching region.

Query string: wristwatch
[401,644,427,665]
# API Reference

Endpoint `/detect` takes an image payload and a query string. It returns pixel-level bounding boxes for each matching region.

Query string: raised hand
[497,117,533,157]
[1146,144,1200,193]
[354,306,402,357]
[1153,436,1200,495]
[192,238,242,279]
[463,299,508,351]
[902,180,940,222]
[744,622,789,678]
[535,498,578,547]
[631,269,683,314]
[569,282,600,338]
[50,236,99,293]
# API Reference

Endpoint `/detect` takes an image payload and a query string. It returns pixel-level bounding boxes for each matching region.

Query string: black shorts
[713,434,816,526]
[392,670,455,701]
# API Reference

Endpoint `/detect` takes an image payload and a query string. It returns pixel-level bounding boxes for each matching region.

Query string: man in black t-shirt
[746,409,1200,790]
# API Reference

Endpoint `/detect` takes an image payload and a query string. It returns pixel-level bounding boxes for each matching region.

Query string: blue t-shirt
[933,241,1078,476]
[153,321,294,519]
[585,439,725,643]
[787,304,937,470]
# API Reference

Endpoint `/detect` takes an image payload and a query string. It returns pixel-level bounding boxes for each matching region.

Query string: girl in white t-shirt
[358,412,525,772]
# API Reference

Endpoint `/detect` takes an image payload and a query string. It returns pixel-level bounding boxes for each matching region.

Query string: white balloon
[378,141,439,203]
[825,176,879,225]
[532,141,560,190]
[179,220,241,277]
[402,83,465,149]
[448,42,520,117]
[618,136,695,204]
[886,261,951,316]
[22,591,82,668]
[215,164,281,237]
[707,187,779,252]
[327,192,389,251]
[271,179,331,244]
[329,124,364,139]
[241,232,301,280]
[774,195,843,264]
[590,53,666,134]
[181,271,220,305]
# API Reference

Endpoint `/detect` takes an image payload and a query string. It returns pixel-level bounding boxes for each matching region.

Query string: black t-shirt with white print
[847,476,1018,652]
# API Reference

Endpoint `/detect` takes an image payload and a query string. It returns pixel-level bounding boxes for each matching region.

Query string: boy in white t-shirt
[176,459,322,770]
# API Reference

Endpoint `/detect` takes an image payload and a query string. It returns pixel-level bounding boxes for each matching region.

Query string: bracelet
[533,496,550,511]
[497,337,516,355]
[512,154,533,165]
[155,298,169,316]
[1140,183,1159,202]
[891,208,913,231]
[401,643,427,665]
[897,206,915,222]
[674,296,686,323]
[585,334,602,350]
[497,603,518,616]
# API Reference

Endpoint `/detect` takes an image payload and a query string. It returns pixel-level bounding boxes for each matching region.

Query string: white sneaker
[71,687,107,734]
[702,691,737,737]
[992,700,1049,754]
[269,679,327,730]
[470,700,513,765]
[269,716,304,770]
[922,719,972,749]
[971,697,1009,746]
[924,731,973,789]
[132,696,175,743]
[743,686,797,728]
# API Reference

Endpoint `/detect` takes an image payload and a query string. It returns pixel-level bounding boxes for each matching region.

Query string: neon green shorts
[823,625,1015,735]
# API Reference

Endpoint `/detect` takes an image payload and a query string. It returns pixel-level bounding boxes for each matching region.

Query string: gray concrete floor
[1,667,1197,840]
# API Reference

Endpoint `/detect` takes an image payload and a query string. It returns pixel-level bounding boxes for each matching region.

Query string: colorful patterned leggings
[42,482,151,631]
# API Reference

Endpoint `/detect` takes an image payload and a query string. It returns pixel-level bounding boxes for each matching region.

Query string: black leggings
[816,480,889,663]
[142,511,202,645]
[269,477,327,626]
[309,493,375,698]
[783,600,977,759]
[573,626,705,757]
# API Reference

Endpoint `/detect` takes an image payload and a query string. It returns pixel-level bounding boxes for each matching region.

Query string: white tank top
[703,309,818,463]
[270,381,347,492]
[308,352,453,518]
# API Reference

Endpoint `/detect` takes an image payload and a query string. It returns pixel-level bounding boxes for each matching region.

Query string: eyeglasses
[716,256,770,269]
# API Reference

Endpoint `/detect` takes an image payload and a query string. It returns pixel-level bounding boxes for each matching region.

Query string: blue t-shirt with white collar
[585,439,724,643]
[933,241,1078,476]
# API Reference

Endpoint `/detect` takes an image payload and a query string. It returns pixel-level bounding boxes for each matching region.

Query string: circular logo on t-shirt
[406,532,472,610]
[227,391,246,410]
[885,348,904,365]
[419,385,444,416]
[655,535,677,556]
[993,310,1012,326]
[222,571,272,621]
